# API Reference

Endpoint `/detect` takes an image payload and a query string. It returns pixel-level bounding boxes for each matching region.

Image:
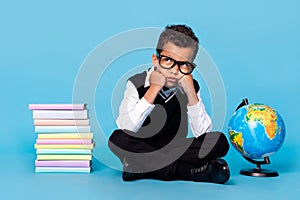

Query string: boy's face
[152,42,195,88]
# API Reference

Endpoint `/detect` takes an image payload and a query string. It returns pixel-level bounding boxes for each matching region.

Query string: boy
[108,24,230,184]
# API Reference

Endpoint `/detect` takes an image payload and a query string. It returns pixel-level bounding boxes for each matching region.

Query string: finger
[177,78,182,85]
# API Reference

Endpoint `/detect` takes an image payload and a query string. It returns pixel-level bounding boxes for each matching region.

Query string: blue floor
[1,143,299,200]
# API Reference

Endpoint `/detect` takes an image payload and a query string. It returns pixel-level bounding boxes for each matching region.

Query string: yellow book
[34,143,95,149]
[37,133,93,139]
[37,154,92,160]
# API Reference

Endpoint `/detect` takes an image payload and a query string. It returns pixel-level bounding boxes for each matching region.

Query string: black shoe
[122,158,147,181]
[190,159,230,184]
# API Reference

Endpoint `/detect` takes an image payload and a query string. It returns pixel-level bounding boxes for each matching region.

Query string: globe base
[239,156,279,177]
[240,168,279,177]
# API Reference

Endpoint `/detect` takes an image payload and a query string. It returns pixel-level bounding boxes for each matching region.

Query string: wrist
[144,85,162,104]
[149,84,163,93]
[186,91,199,106]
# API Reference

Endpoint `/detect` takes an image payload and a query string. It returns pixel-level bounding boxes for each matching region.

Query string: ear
[152,54,158,66]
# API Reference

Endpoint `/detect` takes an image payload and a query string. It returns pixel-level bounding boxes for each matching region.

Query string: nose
[170,64,179,74]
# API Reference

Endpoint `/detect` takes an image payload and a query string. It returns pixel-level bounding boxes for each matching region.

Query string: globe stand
[240,156,279,177]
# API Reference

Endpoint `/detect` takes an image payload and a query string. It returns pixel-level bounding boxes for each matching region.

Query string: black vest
[129,70,200,148]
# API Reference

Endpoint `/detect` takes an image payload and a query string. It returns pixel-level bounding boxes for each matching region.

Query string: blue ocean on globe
[228,103,286,159]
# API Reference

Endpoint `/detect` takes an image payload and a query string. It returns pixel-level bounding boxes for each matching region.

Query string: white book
[29,104,86,110]
[36,149,92,154]
[32,110,88,119]
[35,126,90,133]
[35,167,91,173]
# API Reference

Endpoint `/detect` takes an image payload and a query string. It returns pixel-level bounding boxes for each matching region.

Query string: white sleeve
[116,80,155,132]
[187,92,213,138]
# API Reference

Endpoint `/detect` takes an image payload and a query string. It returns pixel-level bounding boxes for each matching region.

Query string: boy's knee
[213,131,230,154]
[213,131,227,141]
[109,129,124,143]
[202,131,229,153]
[108,129,125,150]
[108,129,135,150]
[216,132,229,144]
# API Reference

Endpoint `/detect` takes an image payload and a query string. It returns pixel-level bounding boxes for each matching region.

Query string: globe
[228,103,286,160]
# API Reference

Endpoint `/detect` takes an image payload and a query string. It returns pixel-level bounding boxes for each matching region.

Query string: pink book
[34,119,89,126]
[36,139,92,144]
[35,160,90,167]
[29,104,86,110]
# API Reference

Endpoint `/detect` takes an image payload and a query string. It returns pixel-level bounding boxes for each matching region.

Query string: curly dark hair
[156,24,199,59]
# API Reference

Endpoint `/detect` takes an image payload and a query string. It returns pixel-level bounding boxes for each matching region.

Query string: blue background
[1,0,299,199]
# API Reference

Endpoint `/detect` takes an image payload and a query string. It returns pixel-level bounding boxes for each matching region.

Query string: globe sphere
[228,103,286,159]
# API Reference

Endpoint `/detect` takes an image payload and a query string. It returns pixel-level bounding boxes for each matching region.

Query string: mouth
[167,77,178,83]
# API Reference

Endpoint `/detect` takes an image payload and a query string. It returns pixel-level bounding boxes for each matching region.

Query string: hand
[178,75,195,94]
[144,69,166,104]
[149,69,166,90]
[178,75,199,106]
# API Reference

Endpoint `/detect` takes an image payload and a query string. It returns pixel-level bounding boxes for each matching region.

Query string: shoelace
[191,162,208,174]
[191,163,210,181]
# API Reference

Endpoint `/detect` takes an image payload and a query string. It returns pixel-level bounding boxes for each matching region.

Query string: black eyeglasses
[156,54,196,75]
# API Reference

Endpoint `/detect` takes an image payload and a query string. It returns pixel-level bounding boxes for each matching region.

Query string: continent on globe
[229,130,247,156]
[246,104,278,140]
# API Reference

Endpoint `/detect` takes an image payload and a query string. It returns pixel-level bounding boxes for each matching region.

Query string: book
[36,154,92,160]
[32,110,88,119]
[37,133,93,139]
[36,139,92,144]
[35,160,91,167]
[35,125,90,133]
[35,167,91,173]
[29,104,86,110]
[34,143,95,149]
[34,119,89,126]
[36,149,92,155]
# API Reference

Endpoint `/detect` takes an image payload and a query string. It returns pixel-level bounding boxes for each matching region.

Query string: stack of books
[29,104,94,173]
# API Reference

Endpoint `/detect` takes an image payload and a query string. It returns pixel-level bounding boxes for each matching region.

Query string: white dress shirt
[116,67,212,138]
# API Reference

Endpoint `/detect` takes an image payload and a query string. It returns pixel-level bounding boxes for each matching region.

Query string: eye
[162,57,172,63]
[181,63,192,69]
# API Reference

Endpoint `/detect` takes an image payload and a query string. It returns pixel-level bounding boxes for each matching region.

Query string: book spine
[34,119,89,126]
[35,167,91,173]
[34,143,95,149]
[36,154,92,160]
[32,110,88,119]
[29,104,86,110]
[35,126,91,133]
[36,149,92,154]
[37,133,93,139]
[35,160,90,167]
[36,139,92,144]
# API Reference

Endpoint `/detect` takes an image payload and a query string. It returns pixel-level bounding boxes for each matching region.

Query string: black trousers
[108,129,229,181]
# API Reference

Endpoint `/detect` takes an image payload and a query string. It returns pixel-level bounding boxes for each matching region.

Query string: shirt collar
[144,67,154,88]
